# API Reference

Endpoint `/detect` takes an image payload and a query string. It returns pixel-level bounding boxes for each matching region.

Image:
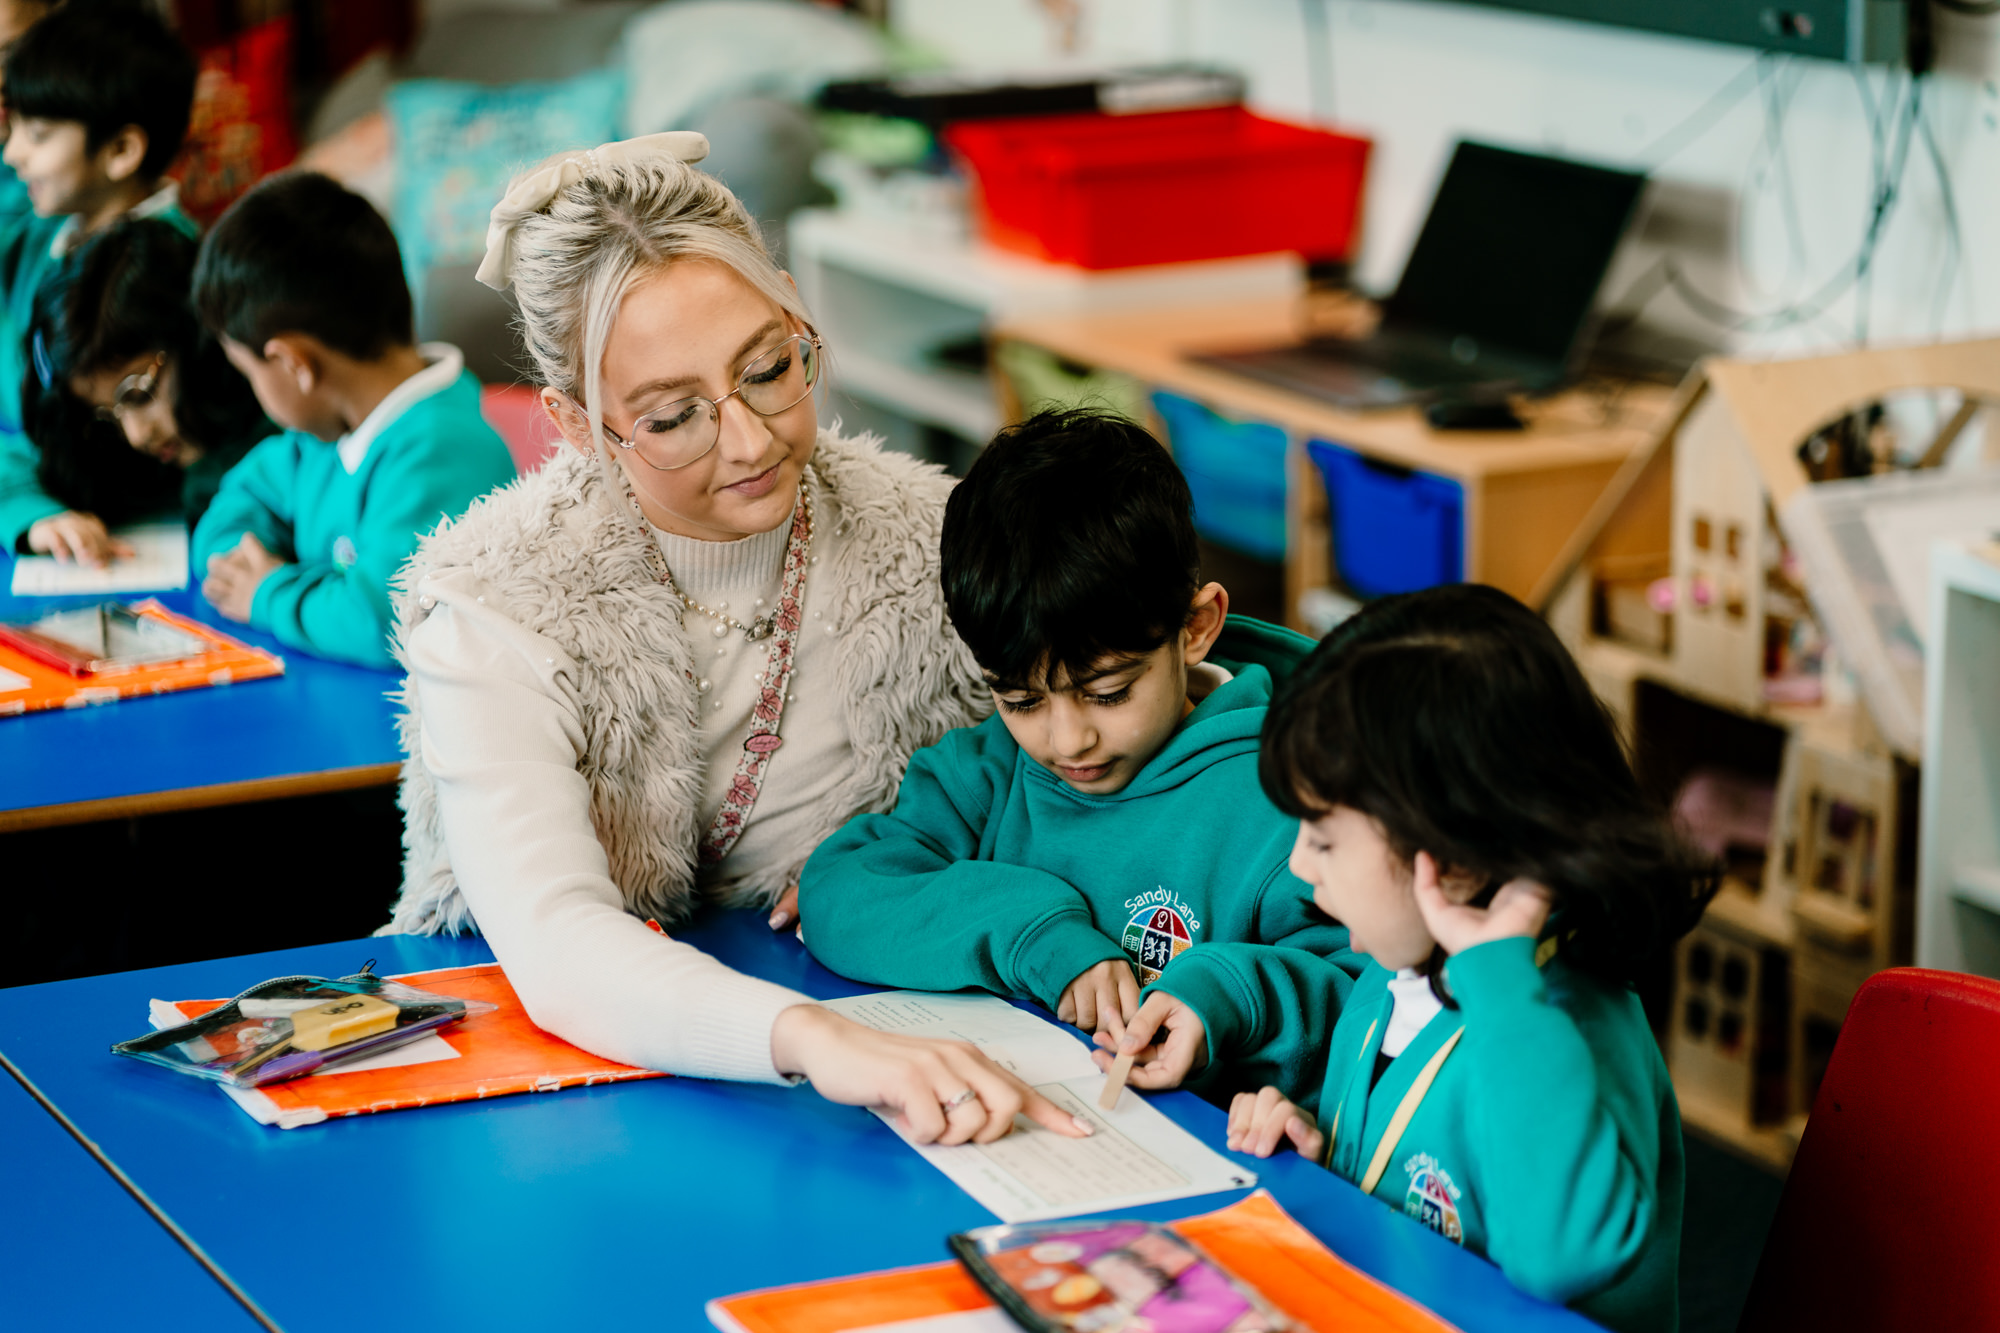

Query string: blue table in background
[0,911,1597,1333]
[0,561,401,833]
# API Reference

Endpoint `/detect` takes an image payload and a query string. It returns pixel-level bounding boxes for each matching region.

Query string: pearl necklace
[621,467,817,866]
[628,477,815,642]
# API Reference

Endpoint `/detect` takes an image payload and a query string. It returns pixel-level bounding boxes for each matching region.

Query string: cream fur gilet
[383,430,988,935]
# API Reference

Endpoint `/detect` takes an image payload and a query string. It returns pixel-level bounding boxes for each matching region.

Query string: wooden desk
[993,297,1671,628]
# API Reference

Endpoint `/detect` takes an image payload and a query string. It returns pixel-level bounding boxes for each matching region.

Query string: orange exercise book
[707,1191,1460,1333]
[0,598,283,717]
[160,963,666,1128]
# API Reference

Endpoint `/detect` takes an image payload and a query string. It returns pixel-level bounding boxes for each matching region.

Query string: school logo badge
[1121,904,1193,983]
[1402,1153,1464,1244]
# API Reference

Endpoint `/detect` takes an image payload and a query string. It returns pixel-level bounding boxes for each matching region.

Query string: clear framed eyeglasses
[600,332,822,471]
[96,353,166,422]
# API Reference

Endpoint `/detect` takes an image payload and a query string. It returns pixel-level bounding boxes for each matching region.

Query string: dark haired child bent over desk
[802,409,1356,1048]
[0,0,198,562]
[23,218,269,533]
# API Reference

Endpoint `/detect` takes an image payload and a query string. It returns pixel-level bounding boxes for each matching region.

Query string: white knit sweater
[653,471,854,893]
[379,432,988,1080]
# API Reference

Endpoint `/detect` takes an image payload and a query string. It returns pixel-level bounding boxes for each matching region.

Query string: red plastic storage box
[943,106,1370,270]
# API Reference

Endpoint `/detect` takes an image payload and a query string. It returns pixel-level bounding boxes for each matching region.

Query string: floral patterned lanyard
[628,471,815,865]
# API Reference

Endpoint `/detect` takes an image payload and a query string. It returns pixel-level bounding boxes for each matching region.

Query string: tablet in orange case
[168,963,667,1127]
[0,599,282,717]
[706,1191,1460,1333]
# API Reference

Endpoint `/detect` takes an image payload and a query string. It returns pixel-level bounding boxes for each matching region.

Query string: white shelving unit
[788,208,1303,451]
[1917,539,2000,975]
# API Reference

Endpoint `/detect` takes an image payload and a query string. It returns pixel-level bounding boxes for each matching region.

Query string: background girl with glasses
[21,217,267,558]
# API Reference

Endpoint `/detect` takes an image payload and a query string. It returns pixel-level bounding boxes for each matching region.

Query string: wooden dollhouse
[1541,336,2000,1167]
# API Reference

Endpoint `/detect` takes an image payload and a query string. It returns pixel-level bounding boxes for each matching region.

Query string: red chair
[1737,968,2000,1332]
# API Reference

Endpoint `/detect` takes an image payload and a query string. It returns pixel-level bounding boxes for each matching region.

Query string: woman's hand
[769,1004,1093,1146]
[767,878,800,932]
[27,510,129,566]
[1057,959,1140,1037]
[1226,1085,1323,1160]
[1088,990,1208,1091]
[1413,851,1554,956]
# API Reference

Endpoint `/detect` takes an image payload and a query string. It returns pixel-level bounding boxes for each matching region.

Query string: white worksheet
[821,991,1255,1223]
[9,522,189,595]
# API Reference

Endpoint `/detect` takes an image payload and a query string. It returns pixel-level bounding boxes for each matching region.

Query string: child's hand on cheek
[1090,990,1208,1089]
[1412,850,1554,955]
[1226,1086,1323,1159]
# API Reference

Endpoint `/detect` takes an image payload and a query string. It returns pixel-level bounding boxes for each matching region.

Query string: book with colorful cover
[0,598,282,717]
[706,1192,1460,1333]
[155,963,667,1128]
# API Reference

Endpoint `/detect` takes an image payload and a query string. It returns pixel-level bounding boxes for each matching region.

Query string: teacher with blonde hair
[382,133,1087,1145]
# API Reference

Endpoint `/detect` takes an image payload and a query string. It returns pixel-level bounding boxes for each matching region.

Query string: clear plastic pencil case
[112,964,495,1089]
[948,1218,1292,1333]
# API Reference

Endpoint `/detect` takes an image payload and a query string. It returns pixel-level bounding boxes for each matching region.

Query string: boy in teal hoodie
[189,172,515,670]
[800,409,1353,1040]
[0,0,199,562]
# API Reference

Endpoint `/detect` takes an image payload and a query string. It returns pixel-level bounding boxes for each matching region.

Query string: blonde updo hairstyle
[502,149,812,452]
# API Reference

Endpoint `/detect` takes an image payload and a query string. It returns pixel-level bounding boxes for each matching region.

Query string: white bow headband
[474,131,711,291]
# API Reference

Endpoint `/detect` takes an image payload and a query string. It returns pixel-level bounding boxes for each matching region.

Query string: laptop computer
[1196,141,1647,409]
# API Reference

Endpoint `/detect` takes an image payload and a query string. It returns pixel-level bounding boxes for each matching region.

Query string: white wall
[891,0,2000,359]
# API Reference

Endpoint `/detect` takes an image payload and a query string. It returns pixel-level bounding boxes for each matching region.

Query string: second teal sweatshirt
[800,618,1355,1016]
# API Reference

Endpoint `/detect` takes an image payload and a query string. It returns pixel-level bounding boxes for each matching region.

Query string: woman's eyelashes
[745,352,791,384]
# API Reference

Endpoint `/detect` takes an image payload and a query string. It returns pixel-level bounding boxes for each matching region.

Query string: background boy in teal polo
[0,0,198,562]
[190,172,515,669]
[800,409,1353,1040]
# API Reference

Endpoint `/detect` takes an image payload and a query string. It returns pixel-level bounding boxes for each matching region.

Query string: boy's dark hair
[1260,583,1718,995]
[193,171,414,361]
[942,408,1200,689]
[26,218,269,521]
[3,0,197,181]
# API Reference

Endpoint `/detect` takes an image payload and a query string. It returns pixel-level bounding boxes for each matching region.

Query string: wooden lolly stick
[1098,1052,1136,1110]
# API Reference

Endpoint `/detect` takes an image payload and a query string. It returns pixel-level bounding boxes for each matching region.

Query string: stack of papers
[9,522,189,596]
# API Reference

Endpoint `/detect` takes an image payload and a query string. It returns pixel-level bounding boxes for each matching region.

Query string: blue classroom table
[1,1056,262,1329]
[0,911,1598,1333]
[0,563,401,832]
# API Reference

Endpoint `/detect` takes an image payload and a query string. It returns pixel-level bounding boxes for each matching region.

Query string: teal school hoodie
[0,196,200,549]
[1151,938,1682,1333]
[800,618,1356,1018]
[191,360,514,669]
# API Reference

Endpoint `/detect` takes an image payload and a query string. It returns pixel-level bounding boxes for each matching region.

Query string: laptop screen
[1380,141,1646,370]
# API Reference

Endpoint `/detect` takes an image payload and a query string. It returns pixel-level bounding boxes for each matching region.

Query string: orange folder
[0,599,282,717]
[707,1191,1460,1333]
[166,963,667,1128]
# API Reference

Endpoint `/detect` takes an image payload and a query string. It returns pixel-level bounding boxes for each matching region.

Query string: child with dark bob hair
[1102,583,1716,1333]
[25,217,267,532]
[801,407,1353,1038]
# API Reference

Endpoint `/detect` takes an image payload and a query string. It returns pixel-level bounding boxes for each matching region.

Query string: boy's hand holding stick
[1090,991,1208,1092]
